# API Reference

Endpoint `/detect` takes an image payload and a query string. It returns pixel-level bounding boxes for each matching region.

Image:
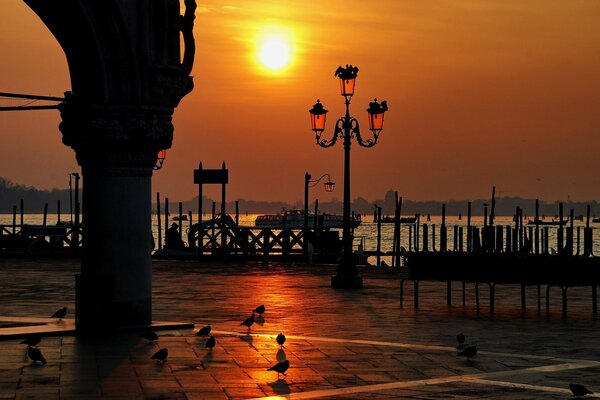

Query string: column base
[331,274,363,289]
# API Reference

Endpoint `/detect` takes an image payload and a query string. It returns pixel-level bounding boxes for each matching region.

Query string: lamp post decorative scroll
[309,64,388,288]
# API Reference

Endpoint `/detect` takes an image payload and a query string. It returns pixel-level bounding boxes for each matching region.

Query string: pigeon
[140,331,158,342]
[21,335,41,347]
[196,325,211,337]
[50,307,67,319]
[458,345,477,359]
[569,383,593,397]
[241,314,255,332]
[267,360,290,379]
[151,348,168,363]
[276,333,286,348]
[456,333,465,348]
[253,305,266,315]
[205,336,216,350]
[27,347,47,365]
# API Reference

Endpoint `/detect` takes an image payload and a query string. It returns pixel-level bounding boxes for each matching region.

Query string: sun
[258,36,291,71]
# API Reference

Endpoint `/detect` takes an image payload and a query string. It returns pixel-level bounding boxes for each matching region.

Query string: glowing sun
[258,37,291,71]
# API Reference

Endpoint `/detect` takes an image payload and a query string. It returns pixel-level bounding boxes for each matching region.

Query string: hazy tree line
[2,177,599,218]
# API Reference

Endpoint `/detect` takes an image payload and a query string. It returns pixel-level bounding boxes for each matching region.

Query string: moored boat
[255,209,361,229]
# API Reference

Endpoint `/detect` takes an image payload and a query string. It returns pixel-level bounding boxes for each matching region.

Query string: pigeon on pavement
[151,348,168,363]
[569,383,593,397]
[267,360,289,379]
[50,307,67,319]
[276,333,286,348]
[457,345,477,359]
[196,325,211,337]
[456,333,465,348]
[27,347,47,365]
[205,336,216,350]
[241,314,255,332]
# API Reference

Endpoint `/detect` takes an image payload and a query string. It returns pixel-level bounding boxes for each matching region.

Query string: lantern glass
[310,112,327,132]
[158,149,167,161]
[368,111,384,132]
[324,180,335,192]
[339,77,356,97]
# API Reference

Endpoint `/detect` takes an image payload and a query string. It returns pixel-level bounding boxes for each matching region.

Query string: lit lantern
[367,98,388,134]
[154,149,167,170]
[334,65,359,97]
[324,178,335,193]
[309,99,328,133]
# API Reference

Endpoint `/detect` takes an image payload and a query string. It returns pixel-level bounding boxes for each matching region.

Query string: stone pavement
[1,258,600,399]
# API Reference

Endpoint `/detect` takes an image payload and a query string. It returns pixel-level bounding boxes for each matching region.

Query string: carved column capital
[59,100,174,169]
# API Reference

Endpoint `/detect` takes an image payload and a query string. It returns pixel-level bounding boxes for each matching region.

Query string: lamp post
[304,172,335,229]
[309,64,388,288]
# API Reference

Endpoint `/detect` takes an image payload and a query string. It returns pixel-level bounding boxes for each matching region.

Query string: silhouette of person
[165,222,185,249]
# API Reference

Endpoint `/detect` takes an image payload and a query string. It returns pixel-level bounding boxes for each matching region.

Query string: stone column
[24,0,197,331]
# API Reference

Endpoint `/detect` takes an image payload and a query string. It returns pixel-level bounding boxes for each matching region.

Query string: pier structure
[24,0,197,332]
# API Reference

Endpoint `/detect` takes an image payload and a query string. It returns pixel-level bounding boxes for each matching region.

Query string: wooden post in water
[178,202,183,241]
[43,203,48,226]
[422,224,429,252]
[466,202,472,252]
[12,206,16,234]
[496,225,503,253]
[57,200,61,224]
[558,203,564,255]
[393,194,402,267]
[584,205,592,256]
[458,226,463,252]
[505,226,512,253]
[235,201,239,226]
[376,205,382,267]
[544,227,549,254]
[164,197,169,248]
[73,173,80,249]
[20,199,24,231]
[415,214,421,251]
[408,224,413,252]
[156,192,162,250]
[440,204,447,252]
[313,199,319,228]
[453,226,458,252]
[535,199,540,254]
[432,224,436,252]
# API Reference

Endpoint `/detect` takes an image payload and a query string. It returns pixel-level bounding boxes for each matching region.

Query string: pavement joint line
[251,360,600,400]
[464,377,598,397]
[213,330,597,363]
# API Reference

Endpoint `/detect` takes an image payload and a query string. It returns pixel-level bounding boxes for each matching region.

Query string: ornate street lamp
[309,64,388,288]
[304,172,336,229]
[153,149,167,170]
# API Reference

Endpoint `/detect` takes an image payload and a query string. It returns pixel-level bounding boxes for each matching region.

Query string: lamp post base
[331,274,363,289]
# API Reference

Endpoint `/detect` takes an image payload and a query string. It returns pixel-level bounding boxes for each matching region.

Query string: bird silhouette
[241,314,255,332]
[140,331,158,342]
[276,333,286,348]
[456,333,465,348]
[27,347,47,365]
[267,359,290,379]
[196,325,211,337]
[151,348,168,363]
[21,335,41,347]
[253,305,266,315]
[569,383,593,397]
[205,336,216,350]
[50,307,67,319]
[458,345,477,359]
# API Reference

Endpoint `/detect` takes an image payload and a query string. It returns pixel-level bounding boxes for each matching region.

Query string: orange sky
[1,1,600,203]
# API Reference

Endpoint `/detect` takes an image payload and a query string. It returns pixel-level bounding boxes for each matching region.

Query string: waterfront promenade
[1,259,599,399]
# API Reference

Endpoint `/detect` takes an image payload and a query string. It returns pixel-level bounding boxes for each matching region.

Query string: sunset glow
[259,37,291,71]
[2,2,600,204]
